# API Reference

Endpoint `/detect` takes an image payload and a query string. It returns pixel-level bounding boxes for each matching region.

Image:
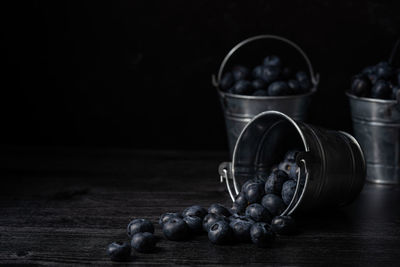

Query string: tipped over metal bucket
[213,35,319,156]
[347,92,400,184]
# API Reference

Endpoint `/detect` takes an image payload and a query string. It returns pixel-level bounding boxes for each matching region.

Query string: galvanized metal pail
[347,92,400,184]
[213,35,320,156]
[218,111,366,215]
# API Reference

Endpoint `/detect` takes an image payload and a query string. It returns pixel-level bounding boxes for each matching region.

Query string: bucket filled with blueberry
[213,35,319,155]
[346,41,400,184]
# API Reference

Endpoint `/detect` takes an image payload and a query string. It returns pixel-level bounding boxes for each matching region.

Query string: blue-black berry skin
[208,204,231,217]
[220,72,234,91]
[268,81,290,96]
[231,80,254,95]
[393,86,400,100]
[244,182,265,204]
[107,242,131,262]
[351,75,371,97]
[261,194,286,216]
[230,219,253,243]
[265,170,289,195]
[183,215,203,234]
[281,180,297,205]
[162,217,189,241]
[250,222,275,247]
[229,214,255,224]
[131,232,156,253]
[252,65,264,79]
[271,216,297,235]
[231,192,248,214]
[127,219,154,238]
[278,160,298,180]
[203,213,228,232]
[208,220,233,245]
[261,66,280,83]
[284,150,300,162]
[159,212,181,226]
[288,79,301,94]
[252,79,268,90]
[182,205,207,219]
[296,71,311,90]
[245,203,272,223]
[376,61,393,80]
[263,55,282,68]
[371,80,392,99]
[232,65,250,81]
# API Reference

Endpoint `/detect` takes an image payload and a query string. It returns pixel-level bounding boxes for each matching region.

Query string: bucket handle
[212,35,320,89]
[218,162,238,202]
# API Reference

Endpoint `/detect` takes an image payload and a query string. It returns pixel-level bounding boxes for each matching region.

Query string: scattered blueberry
[127,218,154,238]
[263,55,282,67]
[208,220,233,245]
[231,192,248,214]
[208,203,231,217]
[229,214,255,224]
[131,232,156,253]
[107,242,131,262]
[230,219,253,243]
[159,212,181,226]
[351,75,371,97]
[232,65,250,81]
[250,222,275,247]
[203,213,228,232]
[268,81,291,96]
[162,217,189,241]
[183,215,203,234]
[261,66,281,83]
[182,205,207,219]
[244,182,265,204]
[245,203,272,223]
[252,79,268,90]
[231,80,254,95]
[271,215,297,235]
[265,170,289,195]
[281,180,297,205]
[371,80,392,100]
[220,72,234,91]
[261,194,286,216]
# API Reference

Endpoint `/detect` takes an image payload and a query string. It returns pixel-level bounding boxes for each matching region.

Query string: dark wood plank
[0,147,400,265]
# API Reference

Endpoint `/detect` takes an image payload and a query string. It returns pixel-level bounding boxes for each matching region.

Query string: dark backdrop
[2,0,400,150]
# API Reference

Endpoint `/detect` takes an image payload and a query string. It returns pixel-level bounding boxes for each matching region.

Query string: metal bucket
[213,35,320,156]
[218,111,366,215]
[347,92,400,184]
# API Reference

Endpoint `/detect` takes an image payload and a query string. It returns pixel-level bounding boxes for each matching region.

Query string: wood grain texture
[1,147,400,265]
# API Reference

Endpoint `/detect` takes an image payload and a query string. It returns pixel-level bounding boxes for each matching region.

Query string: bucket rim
[218,87,317,100]
[346,91,399,104]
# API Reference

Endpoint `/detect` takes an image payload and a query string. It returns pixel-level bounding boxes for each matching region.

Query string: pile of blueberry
[350,61,400,100]
[107,150,302,262]
[219,55,312,96]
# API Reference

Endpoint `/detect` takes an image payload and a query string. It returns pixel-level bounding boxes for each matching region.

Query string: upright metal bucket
[347,92,400,184]
[213,35,320,156]
[219,111,366,215]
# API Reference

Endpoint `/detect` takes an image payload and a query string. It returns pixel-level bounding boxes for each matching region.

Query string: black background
[2,0,400,150]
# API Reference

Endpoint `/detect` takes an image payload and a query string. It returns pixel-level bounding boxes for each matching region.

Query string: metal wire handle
[215,34,320,88]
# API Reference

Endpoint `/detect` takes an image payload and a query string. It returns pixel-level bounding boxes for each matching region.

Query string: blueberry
[228,214,255,224]
[284,150,300,162]
[261,194,286,216]
[245,203,272,223]
[351,75,371,97]
[376,61,393,80]
[271,215,297,235]
[278,160,298,180]
[362,65,376,75]
[159,212,181,226]
[183,215,203,234]
[182,205,207,219]
[244,182,265,204]
[281,67,292,79]
[252,65,263,79]
[281,180,297,205]
[233,191,248,207]
[220,72,234,91]
[265,169,289,195]
[162,217,189,241]
[208,220,233,244]
[263,55,282,67]
[371,80,392,99]
[127,219,154,238]
[252,79,268,90]
[288,79,301,94]
[107,242,131,262]
[250,222,275,247]
[268,81,290,96]
[232,65,250,81]
[393,86,400,100]
[261,66,280,83]
[131,232,156,253]
[203,213,228,232]
[230,219,253,243]
[231,80,254,95]
[208,203,231,217]
[296,71,311,91]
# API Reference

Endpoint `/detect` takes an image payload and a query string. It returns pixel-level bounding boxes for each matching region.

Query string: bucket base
[366,163,400,184]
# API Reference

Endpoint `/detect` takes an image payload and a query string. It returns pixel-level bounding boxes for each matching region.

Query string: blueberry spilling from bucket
[220,55,312,96]
[349,61,400,100]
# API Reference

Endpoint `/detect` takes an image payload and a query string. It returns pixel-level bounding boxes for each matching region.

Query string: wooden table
[1,147,399,265]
